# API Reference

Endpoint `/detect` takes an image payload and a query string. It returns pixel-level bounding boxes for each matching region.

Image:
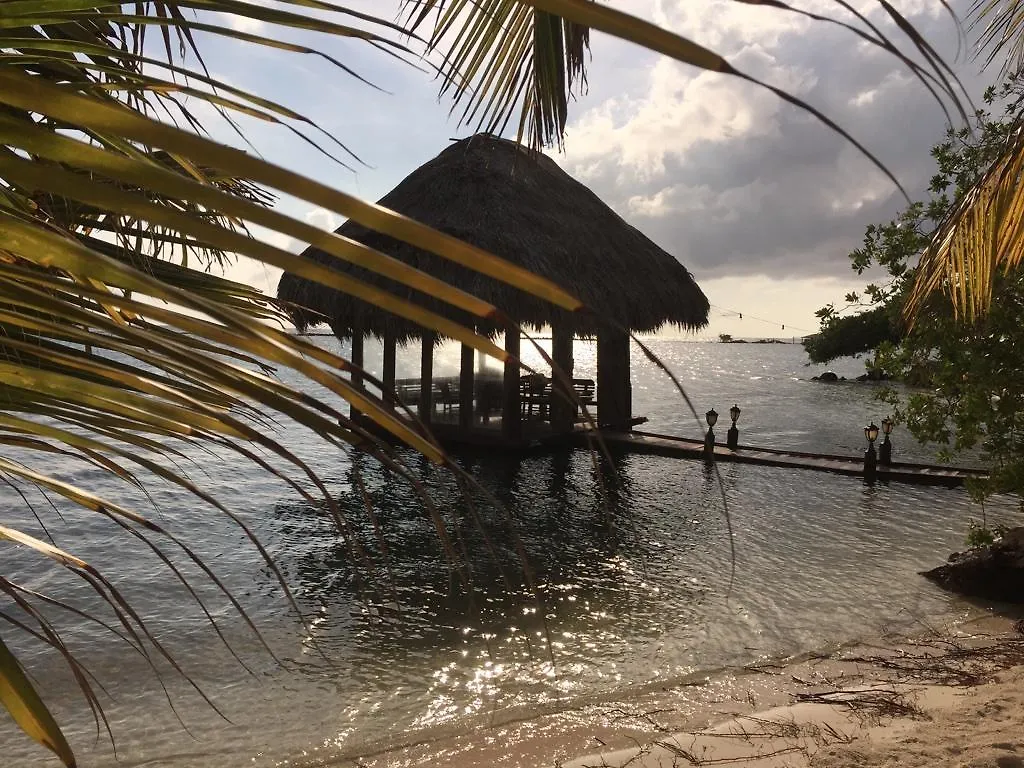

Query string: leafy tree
[809,79,1024,500]
[876,269,1024,501]
[803,304,901,369]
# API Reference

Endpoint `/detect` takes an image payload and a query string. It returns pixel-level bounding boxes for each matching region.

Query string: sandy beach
[563,614,1024,768]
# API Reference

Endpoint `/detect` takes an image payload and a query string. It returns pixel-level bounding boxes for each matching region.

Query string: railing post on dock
[704,408,718,462]
[879,417,893,465]
[863,422,879,482]
[727,404,741,450]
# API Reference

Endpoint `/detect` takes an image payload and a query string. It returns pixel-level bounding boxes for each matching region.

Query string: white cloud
[225,256,283,297]
[305,207,341,232]
[628,187,678,217]
[651,0,811,51]
[850,88,879,107]
[561,51,815,184]
[214,11,267,35]
[627,183,714,217]
[222,225,298,296]
[546,0,984,286]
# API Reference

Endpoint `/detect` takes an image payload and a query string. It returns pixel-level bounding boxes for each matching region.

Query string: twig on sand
[654,737,806,765]
[626,713,855,767]
[572,634,1024,768]
[791,686,925,724]
[842,637,1024,688]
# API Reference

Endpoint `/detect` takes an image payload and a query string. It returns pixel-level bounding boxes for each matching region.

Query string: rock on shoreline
[922,526,1024,603]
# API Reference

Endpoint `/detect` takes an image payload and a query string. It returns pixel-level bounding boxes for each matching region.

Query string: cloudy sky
[186,0,992,340]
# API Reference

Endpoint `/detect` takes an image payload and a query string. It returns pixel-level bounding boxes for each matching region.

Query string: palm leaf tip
[0,633,77,767]
[402,0,593,149]
[970,0,1024,75]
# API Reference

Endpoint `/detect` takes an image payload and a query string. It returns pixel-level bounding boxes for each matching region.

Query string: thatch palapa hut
[277,134,708,446]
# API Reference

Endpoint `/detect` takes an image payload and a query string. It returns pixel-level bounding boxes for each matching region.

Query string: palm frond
[408,0,968,185]
[904,0,1024,323]
[0,627,77,767]
[905,122,1024,323]
[971,0,1024,75]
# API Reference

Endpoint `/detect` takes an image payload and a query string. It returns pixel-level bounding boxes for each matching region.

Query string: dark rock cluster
[922,527,1024,603]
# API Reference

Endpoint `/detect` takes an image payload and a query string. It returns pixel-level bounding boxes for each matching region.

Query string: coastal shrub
[966,520,1012,549]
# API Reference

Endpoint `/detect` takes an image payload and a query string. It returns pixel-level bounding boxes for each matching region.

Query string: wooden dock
[352,408,987,487]
[574,429,989,487]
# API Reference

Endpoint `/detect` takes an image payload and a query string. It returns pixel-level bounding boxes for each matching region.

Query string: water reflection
[273,449,677,655]
[262,438,1022,748]
[265,447,723,737]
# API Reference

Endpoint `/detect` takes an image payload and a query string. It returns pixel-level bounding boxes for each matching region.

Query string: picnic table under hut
[277,134,709,448]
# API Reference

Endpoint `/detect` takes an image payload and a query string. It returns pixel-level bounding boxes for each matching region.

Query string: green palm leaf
[905,125,1024,323]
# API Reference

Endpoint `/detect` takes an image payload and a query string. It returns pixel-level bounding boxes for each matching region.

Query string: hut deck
[580,429,988,487]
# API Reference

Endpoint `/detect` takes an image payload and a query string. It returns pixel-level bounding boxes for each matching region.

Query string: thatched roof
[277,134,709,340]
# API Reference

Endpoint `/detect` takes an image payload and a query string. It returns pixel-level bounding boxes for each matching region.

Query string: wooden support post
[348,324,364,425]
[704,427,716,462]
[420,333,434,425]
[459,342,475,429]
[596,327,632,431]
[550,321,575,434]
[382,332,397,409]
[502,326,522,441]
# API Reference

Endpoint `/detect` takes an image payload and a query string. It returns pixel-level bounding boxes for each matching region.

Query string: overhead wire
[709,304,816,335]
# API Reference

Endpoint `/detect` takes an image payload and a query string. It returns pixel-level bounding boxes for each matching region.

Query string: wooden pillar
[550,320,575,434]
[348,324,364,425]
[502,326,522,441]
[382,332,397,409]
[419,333,434,425]
[596,326,631,431]
[459,342,474,429]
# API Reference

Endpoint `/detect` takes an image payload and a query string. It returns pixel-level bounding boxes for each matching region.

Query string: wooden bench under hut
[277,134,709,448]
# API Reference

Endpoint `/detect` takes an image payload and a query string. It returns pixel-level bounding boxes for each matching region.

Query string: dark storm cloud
[556,0,990,281]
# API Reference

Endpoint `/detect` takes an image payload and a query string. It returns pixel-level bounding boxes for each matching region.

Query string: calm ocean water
[3,339,1021,767]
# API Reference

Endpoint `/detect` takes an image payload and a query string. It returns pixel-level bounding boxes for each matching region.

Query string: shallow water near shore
[3,340,1021,767]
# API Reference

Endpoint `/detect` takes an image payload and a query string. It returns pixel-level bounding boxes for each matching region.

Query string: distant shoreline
[718,338,795,344]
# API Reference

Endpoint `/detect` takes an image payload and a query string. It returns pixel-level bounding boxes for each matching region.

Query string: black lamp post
[727,404,741,450]
[879,417,894,465]
[704,408,718,461]
[863,422,879,482]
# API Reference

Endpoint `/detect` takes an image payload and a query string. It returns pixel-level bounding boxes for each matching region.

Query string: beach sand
[564,615,1024,768]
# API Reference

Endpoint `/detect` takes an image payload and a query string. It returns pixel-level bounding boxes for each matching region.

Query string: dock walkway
[580,429,988,487]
